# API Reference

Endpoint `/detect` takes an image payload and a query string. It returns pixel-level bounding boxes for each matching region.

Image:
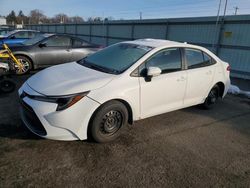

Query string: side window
[28,31,37,38]
[72,39,82,47]
[12,31,29,39]
[46,36,71,47]
[146,48,182,74]
[72,39,90,47]
[186,49,215,69]
[203,52,215,65]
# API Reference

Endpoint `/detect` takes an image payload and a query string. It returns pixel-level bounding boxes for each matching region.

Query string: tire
[0,79,16,93]
[89,100,128,143]
[15,56,32,75]
[203,85,219,109]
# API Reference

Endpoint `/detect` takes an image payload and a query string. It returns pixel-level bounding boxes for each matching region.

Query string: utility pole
[215,0,228,55]
[223,0,228,18]
[213,0,222,49]
[139,12,142,20]
[234,6,239,15]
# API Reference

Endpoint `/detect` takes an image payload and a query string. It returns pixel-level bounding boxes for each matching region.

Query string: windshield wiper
[82,60,120,74]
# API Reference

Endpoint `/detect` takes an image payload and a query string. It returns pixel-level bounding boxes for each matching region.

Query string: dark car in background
[0,30,41,45]
[8,33,102,74]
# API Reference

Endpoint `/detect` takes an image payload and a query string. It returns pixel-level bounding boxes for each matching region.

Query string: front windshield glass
[22,34,49,46]
[0,30,10,36]
[80,43,153,74]
[3,30,17,37]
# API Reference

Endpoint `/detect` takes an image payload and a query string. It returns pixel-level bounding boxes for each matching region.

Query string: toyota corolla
[18,39,230,143]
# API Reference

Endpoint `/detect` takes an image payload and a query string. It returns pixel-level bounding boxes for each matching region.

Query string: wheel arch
[87,98,134,138]
[14,53,34,70]
[213,81,225,98]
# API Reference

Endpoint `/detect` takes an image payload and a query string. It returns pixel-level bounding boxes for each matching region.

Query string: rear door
[35,35,72,66]
[184,48,216,105]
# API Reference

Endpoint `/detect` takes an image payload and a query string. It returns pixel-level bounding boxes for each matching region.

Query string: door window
[28,31,38,38]
[72,39,90,47]
[186,49,215,69]
[145,48,182,74]
[46,36,71,47]
[12,31,29,39]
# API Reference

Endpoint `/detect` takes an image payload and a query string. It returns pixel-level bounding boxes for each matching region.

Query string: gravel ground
[0,74,250,188]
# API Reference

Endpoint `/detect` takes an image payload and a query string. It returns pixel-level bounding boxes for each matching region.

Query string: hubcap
[101,110,123,135]
[15,59,30,74]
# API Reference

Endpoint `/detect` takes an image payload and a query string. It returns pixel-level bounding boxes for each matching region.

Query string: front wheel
[89,101,128,143]
[203,85,219,109]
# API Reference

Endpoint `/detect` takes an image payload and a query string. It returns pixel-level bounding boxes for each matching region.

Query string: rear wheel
[15,56,32,75]
[203,85,219,109]
[89,100,128,143]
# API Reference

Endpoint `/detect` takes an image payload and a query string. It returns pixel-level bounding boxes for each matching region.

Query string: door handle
[177,76,186,82]
[206,70,212,75]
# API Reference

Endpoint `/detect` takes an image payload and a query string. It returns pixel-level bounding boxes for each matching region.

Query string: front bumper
[18,83,100,141]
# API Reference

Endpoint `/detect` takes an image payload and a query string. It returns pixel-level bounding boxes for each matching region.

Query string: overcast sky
[0,0,250,19]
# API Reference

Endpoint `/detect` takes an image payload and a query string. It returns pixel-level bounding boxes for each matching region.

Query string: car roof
[12,29,40,33]
[124,38,198,49]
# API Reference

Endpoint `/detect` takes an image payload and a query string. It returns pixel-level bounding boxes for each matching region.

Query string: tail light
[226,65,230,71]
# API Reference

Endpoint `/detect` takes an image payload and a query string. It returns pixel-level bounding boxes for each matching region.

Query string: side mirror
[10,35,16,39]
[39,42,47,48]
[147,66,162,77]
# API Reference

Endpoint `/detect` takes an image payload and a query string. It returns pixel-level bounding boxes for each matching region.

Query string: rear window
[186,49,215,69]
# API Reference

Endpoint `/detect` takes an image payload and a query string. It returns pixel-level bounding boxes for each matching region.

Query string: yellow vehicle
[0,44,24,93]
[0,43,24,74]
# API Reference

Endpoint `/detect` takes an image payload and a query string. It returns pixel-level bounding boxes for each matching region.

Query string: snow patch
[228,84,250,98]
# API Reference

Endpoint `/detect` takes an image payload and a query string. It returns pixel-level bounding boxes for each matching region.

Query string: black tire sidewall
[0,80,16,93]
[203,85,219,109]
[90,101,128,143]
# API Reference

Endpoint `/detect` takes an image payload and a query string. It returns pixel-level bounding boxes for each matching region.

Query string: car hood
[27,62,115,96]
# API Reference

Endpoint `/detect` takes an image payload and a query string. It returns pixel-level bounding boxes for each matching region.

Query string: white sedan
[18,39,230,142]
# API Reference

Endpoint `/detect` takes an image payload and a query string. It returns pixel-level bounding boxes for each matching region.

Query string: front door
[35,35,72,67]
[139,48,187,119]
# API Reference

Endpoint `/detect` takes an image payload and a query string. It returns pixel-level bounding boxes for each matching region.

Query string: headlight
[29,91,90,111]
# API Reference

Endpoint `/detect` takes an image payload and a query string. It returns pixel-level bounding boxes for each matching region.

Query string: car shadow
[0,122,41,140]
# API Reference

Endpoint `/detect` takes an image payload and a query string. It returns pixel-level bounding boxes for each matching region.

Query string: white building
[0,17,7,25]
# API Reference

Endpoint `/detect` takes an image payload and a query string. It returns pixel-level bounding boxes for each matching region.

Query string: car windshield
[79,43,152,74]
[0,30,10,36]
[22,34,50,46]
[3,30,17,37]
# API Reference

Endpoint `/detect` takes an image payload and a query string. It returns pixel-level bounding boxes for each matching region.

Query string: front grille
[20,99,47,136]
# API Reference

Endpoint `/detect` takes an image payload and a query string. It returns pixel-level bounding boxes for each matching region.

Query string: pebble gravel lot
[0,74,250,187]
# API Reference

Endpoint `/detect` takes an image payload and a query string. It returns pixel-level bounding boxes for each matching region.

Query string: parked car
[7,33,102,74]
[0,30,40,45]
[18,39,230,142]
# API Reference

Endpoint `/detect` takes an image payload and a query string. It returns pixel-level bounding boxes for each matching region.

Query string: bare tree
[29,9,46,24]
[52,13,70,23]
[70,16,84,23]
